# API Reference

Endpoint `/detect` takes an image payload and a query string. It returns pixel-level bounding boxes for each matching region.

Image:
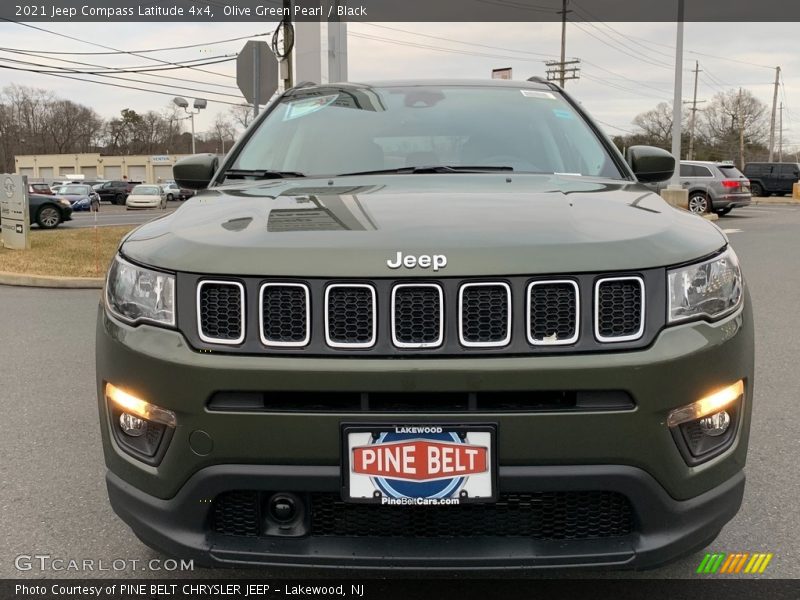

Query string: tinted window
[679,164,692,177]
[233,85,623,179]
[694,165,713,177]
[717,165,745,179]
[778,164,800,176]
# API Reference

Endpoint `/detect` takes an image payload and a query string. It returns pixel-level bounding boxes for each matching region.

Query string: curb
[751,198,800,206]
[0,271,103,289]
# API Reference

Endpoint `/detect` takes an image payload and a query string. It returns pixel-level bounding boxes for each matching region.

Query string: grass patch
[0,226,135,278]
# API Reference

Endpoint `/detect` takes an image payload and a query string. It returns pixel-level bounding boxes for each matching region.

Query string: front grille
[197,281,244,344]
[211,491,635,541]
[260,284,310,347]
[392,284,443,348]
[528,281,579,345]
[188,272,658,354]
[459,283,511,347]
[325,285,376,348]
[595,277,645,342]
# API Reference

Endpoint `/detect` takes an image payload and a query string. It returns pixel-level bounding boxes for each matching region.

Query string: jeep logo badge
[386,251,447,272]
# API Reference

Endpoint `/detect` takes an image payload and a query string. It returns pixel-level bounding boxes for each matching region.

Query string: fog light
[119,412,146,437]
[105,382,176,427]
[667,379,744,428]
[699,411,731,437]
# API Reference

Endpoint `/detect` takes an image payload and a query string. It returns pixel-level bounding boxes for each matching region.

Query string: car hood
[121,174,727,277]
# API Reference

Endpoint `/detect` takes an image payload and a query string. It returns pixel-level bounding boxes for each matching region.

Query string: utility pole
[669,0,684,187]
[683,61,705,160]
[559,0,568,87]
[768,66,781,161]
[545,0,580,86]
[778,102,783,162]
[281,0,294,90]
[738,88,745,170]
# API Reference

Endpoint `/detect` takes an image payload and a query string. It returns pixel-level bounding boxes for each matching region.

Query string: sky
[0,20,797,156]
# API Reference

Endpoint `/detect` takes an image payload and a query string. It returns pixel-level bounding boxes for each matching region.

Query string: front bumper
[97,294,753,569]
[107,463,743,570]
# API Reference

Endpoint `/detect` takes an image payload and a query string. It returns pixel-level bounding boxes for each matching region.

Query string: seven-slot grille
[391,284,443,348]
[594,277,645,342]
[197,281,245,344]
[194,276,647,351]
[259,283,310,347]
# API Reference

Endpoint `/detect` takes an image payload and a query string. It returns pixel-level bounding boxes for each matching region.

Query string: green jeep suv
[97,79,753,570]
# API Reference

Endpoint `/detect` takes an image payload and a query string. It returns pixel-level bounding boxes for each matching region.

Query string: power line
[356,23,559,59]
[0,64,243,106]
[348,31,550,64]
[0,31,271,56]
[0,48,240,90]
[0,52,244,100]
[5,20,236,79]
[581,72,670,101]
[0,53,237,75]
[593,119,635,135]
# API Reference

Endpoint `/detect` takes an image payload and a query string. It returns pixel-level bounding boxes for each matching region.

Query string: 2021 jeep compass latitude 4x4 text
[97,79,753,570]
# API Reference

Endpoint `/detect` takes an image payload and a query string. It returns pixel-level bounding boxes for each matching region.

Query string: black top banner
[2,0,800,22]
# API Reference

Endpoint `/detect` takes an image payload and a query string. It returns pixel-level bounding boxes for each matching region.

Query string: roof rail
[527,76,560,91]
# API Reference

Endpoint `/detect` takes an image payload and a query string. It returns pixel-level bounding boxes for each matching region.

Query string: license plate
[342,424,496,505]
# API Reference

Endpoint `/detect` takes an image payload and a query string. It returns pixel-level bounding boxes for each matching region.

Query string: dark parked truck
[97,79,754,570]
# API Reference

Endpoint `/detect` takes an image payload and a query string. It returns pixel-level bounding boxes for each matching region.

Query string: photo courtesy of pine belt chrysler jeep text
[96,79,754,570]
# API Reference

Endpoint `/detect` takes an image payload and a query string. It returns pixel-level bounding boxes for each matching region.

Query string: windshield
[58,185,89,195]
[231,84,623,179]
[133,186,159,195]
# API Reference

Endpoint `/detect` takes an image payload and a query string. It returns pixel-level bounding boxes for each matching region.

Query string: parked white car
[125,185,167,210]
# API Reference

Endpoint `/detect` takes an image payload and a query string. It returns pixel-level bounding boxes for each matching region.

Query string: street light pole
[173,97,206,155]
[669,0,684,187]
[189,111,196,154]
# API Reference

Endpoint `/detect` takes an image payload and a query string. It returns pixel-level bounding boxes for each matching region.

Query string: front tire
[688,192,710,214]
[166,193,174,202]
[36,206,62,229]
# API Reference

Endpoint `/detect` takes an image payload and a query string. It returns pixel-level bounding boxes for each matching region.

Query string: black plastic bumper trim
[106,464,744,570]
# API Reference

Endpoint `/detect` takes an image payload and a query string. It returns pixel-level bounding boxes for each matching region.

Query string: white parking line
[722,228,742,234]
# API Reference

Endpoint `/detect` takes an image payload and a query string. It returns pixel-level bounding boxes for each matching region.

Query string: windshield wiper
[335,165,514,177]
[223,168,306,180]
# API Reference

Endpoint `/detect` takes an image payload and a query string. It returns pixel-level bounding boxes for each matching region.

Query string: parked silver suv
[652,161,752,216]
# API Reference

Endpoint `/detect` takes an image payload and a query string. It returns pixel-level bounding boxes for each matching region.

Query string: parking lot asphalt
[0,204,798,580]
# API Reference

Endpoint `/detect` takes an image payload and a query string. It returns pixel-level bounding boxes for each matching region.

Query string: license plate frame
[341,423,497,505]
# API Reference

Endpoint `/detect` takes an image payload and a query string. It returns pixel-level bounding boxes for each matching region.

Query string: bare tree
[210,112,237,153]
[228,103,254,130]
[699,89,768,164]
[631,102,681,149]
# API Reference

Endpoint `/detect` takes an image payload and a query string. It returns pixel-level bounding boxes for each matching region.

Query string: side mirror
[173,154,219,190]
[626,145,675,183]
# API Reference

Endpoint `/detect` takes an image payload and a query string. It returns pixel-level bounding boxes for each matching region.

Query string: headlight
[105,255,175,327]
[668,247,742,323]
[58,199,71,207]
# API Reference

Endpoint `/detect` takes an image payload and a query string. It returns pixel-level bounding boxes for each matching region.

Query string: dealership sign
[0,174,30,250]
[151,155,172,163]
